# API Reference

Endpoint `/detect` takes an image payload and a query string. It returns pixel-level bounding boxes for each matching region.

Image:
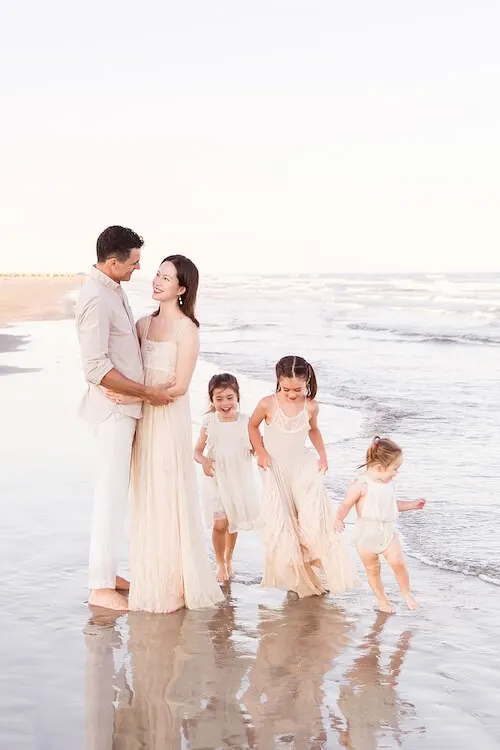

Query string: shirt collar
[91,265,121,293]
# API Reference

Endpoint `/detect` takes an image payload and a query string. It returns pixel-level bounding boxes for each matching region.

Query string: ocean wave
[203,321,280,333]
[406,549,500,586]
[346,322,500,346]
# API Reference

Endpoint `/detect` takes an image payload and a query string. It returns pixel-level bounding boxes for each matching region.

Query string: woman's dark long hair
[152,255,200,327]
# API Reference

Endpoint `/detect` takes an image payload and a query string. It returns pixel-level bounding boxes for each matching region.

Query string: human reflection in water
[84,609,126,750]
[112,607,218,749]
[242,594,353,748]
[337,612,419,749]
[182,584,256,748]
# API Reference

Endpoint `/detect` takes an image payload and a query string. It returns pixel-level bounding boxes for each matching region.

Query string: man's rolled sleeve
[77,296,114,385]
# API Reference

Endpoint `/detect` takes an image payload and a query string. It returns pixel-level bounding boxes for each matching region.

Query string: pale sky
[1,0,499,276]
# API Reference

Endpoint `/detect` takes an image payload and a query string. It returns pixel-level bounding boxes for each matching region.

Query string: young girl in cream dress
[195,373,260,582]
[248,355,360,598]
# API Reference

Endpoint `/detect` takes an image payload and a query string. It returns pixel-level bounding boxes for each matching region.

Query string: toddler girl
[335,437,426,613]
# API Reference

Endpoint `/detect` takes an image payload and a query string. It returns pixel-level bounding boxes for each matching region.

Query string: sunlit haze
[1,1,499,276]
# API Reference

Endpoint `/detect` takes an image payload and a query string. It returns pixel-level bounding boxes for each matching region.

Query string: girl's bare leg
[357,545,395,614]
[213,519,229,582]
[224,531,238,577]
[383,535,419,610]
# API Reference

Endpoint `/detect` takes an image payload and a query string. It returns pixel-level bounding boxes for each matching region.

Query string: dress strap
[136,315,152,342]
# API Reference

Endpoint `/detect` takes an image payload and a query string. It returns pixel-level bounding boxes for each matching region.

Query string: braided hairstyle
[275,355,318,399]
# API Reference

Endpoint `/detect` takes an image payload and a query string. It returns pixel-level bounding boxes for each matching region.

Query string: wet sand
[0,285,499,749]
[0,275,84,375]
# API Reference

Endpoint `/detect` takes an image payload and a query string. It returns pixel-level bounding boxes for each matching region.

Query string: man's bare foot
[89,588,128,611]
[404,594,420,611]
[216,562,229,583]
[376,597,396,614]
[225,559,234,578]
[115,576,130,591]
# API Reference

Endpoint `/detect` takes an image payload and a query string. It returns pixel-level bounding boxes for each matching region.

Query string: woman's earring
[178,295,183,306]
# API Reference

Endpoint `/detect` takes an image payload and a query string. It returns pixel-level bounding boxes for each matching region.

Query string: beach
[1,275,499,749]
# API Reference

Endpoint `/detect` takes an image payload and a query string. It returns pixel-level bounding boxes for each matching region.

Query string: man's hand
[145,385,175,406]
[101,388,141,405]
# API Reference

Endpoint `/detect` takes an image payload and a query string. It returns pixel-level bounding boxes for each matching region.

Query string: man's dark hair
[96,226,144,263]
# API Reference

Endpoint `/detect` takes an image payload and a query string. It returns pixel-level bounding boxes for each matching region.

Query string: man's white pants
[88,413,137,590]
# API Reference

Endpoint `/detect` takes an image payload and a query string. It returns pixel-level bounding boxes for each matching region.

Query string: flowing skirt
[260,451,361,598]
[129,385,224,613]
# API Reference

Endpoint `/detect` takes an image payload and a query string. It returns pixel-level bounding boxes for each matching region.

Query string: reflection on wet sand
[337,612,422,749]
[242,595,353,748]
[84,590,256,750]
[84,593,356,749]
[83,609,125,750]
[84,597,423,749]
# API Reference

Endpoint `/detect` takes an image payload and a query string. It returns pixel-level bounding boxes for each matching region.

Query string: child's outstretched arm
[334,482,363,532]
[248,398,272,470]
[194,426,215,477]
[308,401,328,472]
[397,498,426,512]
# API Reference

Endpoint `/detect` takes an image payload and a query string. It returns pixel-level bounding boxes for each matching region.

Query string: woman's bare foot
[376,597,396,614]
[404,594,420,611]
[89,588,128,611]
[166,603,185,614]
[216,562,229,583]
[225,558,234,578]
[115,576,130,591]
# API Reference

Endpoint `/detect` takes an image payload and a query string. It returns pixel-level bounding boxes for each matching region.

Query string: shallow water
[1,277,500,748]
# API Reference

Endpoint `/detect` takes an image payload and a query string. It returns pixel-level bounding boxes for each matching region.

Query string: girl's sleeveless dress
[354,475,398,554]
[260,397,360,598]
[128,316,224,613]
[202,411,260,532]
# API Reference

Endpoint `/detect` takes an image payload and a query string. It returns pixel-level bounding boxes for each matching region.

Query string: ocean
[132,271,500,587]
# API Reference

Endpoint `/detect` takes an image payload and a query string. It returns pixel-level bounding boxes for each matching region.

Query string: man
[75,225,172,610]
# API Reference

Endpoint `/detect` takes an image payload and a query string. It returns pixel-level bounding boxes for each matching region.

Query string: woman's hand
[201,456,215,478]
[256,450,272,471]
[101,388,142,405]
[333,518,345,533]
[413,498,426,510]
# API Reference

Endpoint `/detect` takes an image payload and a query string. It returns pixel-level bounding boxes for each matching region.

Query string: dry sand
[0,274,85,328]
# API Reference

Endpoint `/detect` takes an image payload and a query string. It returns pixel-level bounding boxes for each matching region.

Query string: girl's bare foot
[404,594,420,610]
[216,562,229,583]
[225,559,234,578]
[89,589,128,611]
[115,576,130,591]
[377,597,396,614]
